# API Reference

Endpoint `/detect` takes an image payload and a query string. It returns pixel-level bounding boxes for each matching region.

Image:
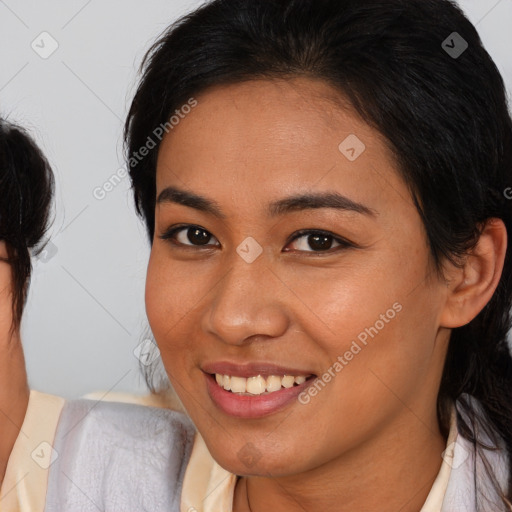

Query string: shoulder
[44,399,196,512]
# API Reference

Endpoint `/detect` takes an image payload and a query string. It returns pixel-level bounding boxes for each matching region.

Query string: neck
[0,329,29,485]
[234,406,447,512]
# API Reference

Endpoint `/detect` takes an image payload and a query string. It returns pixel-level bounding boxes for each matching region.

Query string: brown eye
[285,230,352,253]
[160,225,219,247]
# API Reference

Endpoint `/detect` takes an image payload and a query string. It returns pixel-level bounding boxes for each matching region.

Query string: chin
[208,440,307,477]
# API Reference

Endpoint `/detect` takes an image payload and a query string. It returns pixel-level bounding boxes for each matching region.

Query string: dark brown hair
[0,118,55,327]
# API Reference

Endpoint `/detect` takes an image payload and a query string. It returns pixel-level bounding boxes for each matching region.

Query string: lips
[202,361,317,418]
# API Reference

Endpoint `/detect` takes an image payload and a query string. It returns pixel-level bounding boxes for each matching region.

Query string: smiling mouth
[211,373,316,396]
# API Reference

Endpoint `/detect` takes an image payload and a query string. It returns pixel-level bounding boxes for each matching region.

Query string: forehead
[155,78,407,217]
[157,78,366,162]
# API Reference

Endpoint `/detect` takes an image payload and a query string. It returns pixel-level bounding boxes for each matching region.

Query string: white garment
[43,399,195,512]
[440,396,510,512]
[41,395,509,511]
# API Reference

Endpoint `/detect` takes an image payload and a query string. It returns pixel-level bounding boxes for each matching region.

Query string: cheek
[145,249,205,374]
[145,249,192,331]
[144,252,165,333]
[328,291,442,418]
[305,255,441,410]
[144,250,184,357]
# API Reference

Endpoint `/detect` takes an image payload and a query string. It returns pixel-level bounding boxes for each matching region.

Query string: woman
[0,118,64,505]
[16,0,512,510]
[123,0,512,509]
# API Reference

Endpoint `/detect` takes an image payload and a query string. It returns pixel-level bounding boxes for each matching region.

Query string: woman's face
[146,78,451,476]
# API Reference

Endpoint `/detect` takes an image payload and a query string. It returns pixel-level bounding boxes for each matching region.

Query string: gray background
[0,0,511,398]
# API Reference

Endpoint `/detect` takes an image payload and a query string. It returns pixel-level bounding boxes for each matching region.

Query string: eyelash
[158,224,354,254]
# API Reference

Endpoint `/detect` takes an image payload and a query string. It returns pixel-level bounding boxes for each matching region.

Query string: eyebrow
[157,186,378,219]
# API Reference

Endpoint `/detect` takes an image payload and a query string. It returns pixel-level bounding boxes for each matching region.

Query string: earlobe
[439,218,507,328]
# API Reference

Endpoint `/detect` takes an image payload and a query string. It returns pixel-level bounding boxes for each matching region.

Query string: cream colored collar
[0,390,65,512]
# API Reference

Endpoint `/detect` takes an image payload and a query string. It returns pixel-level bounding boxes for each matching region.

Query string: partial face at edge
[0,241,15,335]
[145,78,451,476]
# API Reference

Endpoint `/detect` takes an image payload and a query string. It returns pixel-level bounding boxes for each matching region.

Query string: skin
[146,78,507,512]
[0,241,30,484]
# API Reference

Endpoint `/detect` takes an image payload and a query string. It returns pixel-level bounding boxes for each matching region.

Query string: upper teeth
[215,374,308,395]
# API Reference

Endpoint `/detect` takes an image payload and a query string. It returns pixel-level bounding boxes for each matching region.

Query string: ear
[439,218,508,328]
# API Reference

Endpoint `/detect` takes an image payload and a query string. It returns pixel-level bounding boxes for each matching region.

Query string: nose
[201,253,290,346]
